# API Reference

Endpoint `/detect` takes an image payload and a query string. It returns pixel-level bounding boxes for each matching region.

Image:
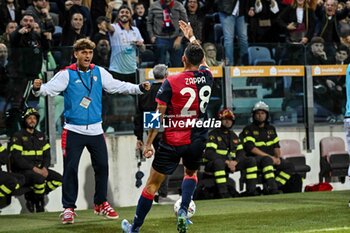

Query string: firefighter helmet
[218,108,235,121]
[21,107,40,128]
[252,101,269,113]
[22,107,40,120]
[252,101,269,123]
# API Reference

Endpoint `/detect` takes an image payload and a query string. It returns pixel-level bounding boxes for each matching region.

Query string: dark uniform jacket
[0,143,8,169]
[204,128,244,163]
[9,129,50,172]
[240,123,280,156]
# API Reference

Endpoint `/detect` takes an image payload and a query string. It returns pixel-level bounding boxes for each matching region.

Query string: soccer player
[121,20,213,233]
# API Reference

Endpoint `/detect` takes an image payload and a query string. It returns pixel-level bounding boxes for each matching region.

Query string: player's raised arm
[179,20,208,68]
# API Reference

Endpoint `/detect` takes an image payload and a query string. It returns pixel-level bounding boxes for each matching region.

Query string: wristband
[189,36,196,43]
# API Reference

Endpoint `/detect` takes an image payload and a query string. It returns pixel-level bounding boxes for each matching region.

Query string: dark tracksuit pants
[62,129,108,208]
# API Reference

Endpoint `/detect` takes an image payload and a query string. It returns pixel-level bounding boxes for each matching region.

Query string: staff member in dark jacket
[134,64,170,202]
[9,107,62,213]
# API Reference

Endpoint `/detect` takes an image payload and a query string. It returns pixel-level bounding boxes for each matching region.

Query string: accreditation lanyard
[77,68,93,96]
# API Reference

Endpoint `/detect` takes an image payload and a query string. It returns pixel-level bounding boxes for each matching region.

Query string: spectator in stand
[247,0,280,43]
[307,37,339,120]
[306,36,330,65]
[147,0,187,67]
[203,42,224,67]
[133,2,151,45]
[10,13,49,108]
[92,39,111,69]
[183,0,204,44]
[64,0,92,36]
[108,5,144,83]
[277,0,315,64]
[315,0,350,56]
[0,21,17,47]
[91,16,112,45]
[0,43,10,99]
[216,0,252,66]
[0,0,22,34]
[61,12,85,46]
[26,0,55,33]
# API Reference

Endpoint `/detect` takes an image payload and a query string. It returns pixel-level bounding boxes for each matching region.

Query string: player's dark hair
[184,43,204,66]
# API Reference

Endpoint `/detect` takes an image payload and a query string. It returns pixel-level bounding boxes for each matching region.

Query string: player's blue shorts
[152,138,206,175]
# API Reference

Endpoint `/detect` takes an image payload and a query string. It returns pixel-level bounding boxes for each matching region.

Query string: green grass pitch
[1,190,350,233]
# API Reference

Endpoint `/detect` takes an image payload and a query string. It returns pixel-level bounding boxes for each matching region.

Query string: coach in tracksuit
[32,38,150,224]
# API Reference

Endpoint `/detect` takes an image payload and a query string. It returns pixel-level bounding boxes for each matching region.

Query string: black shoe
[35,202,44,212]
[35,197,45,212]
[26,200,35,213]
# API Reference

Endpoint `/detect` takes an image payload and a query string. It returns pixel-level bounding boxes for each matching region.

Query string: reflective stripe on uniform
[42,143,50,151]
[215,177,227,184]
[206,142,218,149]
[262,165,274,173]
[0,146,5,152]
[254,137,279,147]
[33,183,46,194]
[10,144,23,152]
[279,171,291,180]
[264,173,275,179]
[47,180,62,190]
[214,170,226,177]
[246,173,258,179]
[229,152,236,158]
[243,136,256,143]
[246,166,258,173]
[0,185,12,194]
[276,177,287,185]
[236,144,243,150]
[22,150,43,156]
[216,149,228,155]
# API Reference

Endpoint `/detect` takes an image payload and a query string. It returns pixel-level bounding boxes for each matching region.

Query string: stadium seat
[279,139,311,178]
[247,46,276,65]
[319,136,350,183]
[214,23,223,45]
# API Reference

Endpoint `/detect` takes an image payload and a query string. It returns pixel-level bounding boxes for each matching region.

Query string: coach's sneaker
[60,208,76,224]
[94,201,119,219]
[177,209,188,233]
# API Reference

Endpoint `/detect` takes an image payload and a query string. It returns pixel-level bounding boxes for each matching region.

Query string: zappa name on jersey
[185,76,207,85]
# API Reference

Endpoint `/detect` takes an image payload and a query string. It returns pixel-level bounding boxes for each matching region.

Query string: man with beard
[240,101,295,194]
[9,107,62,212]
[108,5,144,83]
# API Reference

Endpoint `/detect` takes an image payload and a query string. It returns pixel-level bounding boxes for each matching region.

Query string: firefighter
[240,101,295,194]
[9,107,62,212]
[0,143,25,207]
[203,108,258,198]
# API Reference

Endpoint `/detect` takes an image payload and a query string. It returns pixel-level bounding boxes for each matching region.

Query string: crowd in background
[0,0,350,136]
